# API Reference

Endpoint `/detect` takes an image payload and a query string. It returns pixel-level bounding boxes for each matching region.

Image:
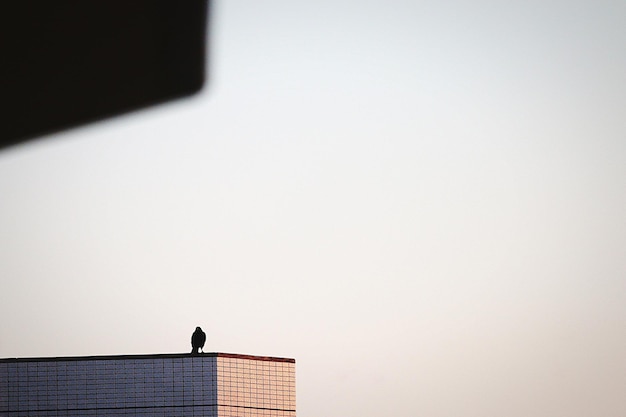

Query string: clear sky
[1,1,625,416]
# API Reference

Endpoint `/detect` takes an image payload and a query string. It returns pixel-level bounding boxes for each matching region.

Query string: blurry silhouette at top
[0,1,209,149]
[191,327,206,354]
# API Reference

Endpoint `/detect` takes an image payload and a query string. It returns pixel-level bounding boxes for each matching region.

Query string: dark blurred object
[1,1,209,149]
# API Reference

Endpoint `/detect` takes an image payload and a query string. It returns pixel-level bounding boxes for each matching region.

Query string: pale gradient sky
[1,1,625,416]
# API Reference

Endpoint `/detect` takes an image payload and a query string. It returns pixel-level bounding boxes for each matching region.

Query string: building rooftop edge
[0,352,295,364]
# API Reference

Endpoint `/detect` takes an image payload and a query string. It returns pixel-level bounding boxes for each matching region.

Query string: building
[0,352,295,417]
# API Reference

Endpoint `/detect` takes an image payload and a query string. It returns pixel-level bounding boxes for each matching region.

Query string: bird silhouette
[191,327,206,354]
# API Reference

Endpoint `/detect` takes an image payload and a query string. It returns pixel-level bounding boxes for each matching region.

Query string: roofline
[0,352,295,364]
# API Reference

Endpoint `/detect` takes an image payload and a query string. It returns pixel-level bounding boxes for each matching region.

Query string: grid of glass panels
[217,357,295,417]
[0,354,295,417]
[0,356,218,417]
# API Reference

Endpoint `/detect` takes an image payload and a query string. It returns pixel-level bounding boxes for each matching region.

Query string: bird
[191,327,206,354]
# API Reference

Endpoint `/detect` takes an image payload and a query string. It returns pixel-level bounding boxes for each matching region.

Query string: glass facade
[0,353,295,417]
[216,355,295,417]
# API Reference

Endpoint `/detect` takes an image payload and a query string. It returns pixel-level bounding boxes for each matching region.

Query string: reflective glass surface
[217,357,295,416]
[0,354,295,417]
